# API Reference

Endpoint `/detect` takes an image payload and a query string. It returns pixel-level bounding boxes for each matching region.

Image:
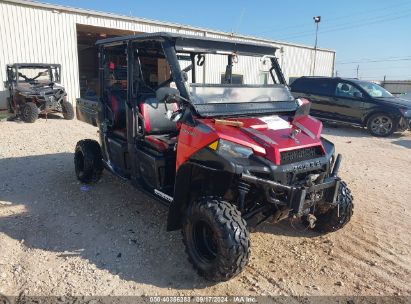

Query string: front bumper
[399,117,411,131]
[241,153,343,217]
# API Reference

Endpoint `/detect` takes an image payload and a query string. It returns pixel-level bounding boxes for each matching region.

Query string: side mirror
[353,92,363,99]
[156,87,181,104]
[259,55,274,72]
[293,98,311,121]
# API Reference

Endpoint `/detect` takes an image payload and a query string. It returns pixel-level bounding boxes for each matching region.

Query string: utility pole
[356,65,359,79]
[312,16,321,76]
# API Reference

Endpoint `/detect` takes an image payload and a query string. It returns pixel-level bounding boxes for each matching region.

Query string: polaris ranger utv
[6,63,74,122]
[74,33,353,281]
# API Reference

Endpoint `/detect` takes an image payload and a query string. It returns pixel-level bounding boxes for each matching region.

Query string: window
[335,82,363,98]
[356,81,393,98]
[220,74,244,84]
[104,45,128,92]
[260,72,269,85]
[291,78,333,96]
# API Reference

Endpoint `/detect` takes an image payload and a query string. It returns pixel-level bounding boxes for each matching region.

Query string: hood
[199,115,324,165]
[374,96,411,108]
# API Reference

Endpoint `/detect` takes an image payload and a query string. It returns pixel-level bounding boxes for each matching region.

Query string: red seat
[145,135,177,151]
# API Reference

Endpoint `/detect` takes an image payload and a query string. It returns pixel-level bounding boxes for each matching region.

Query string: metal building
[0,0,336,109]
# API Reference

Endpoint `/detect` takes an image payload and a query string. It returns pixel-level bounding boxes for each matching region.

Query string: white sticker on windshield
[260,116,291,130]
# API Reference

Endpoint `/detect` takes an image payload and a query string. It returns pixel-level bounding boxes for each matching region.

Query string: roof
[297,76,383,84]
[298,76,358,81]
[2,0,335,53]
[96,32,278,56]
[7,63,61,68]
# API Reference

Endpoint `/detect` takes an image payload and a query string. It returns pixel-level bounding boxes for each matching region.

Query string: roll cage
[96,32,287,109]
[6,63,61,84]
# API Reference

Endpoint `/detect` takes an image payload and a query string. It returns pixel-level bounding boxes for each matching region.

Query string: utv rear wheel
[74,139,103,183]
[182,197,250,281]
[7,97,14,114]
[311,181,354,233]
[62,101,75,120]
[367,113,396,137]
[21,102,38,123]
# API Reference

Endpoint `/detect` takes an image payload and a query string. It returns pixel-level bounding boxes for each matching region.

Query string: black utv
[6,63,74,122]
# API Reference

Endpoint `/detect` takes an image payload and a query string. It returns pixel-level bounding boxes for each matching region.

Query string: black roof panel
[96,32,278,56]
[7,63,61,68]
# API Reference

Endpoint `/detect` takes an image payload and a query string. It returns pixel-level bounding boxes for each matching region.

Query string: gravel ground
[0,116,410,298]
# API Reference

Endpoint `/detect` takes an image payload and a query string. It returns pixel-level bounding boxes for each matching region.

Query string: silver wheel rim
[370,115,393,135]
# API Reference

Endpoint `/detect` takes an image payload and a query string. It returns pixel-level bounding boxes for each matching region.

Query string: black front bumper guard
[241,154,342,216]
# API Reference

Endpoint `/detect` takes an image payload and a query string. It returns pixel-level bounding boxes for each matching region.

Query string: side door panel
[305,79,336,120]
[291,78,336,120]
[328,82,366,124]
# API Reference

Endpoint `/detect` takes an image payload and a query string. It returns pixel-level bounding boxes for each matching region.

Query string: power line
[337,57,411,65]
[337,65,411,72]
[338,74,411,79]
[277,9,411,40]
[336,55,411,64]
[252,0,411,36]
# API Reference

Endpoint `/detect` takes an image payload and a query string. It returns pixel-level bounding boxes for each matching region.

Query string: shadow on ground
[4,113,64,123]
[0,153,210,289]
[0,153,319,289]
[322,122,410,139]
[392,139,411,149]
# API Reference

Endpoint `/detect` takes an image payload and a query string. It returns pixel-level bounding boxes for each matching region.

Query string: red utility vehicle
[75,33,353,281]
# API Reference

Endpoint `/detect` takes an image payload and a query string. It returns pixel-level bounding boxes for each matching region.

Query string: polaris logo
[154,189,174,202]
[292,160,322,172]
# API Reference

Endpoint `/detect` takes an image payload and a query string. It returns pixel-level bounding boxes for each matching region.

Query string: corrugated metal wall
[0,0,335,109]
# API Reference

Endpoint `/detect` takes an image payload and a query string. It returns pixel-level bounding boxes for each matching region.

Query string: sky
[43,0,411,80]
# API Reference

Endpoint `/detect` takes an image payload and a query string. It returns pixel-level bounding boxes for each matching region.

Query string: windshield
[190,85,294,104]
[356,81,393,98]
[16,66,59,83]
[175,52,295,116]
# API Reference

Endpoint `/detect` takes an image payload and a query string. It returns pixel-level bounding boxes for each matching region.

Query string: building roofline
[1,0,335,54]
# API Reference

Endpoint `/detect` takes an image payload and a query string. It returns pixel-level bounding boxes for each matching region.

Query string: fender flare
[166,161,233,231]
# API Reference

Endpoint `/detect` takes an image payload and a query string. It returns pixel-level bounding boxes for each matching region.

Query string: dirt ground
[0,116,410,298]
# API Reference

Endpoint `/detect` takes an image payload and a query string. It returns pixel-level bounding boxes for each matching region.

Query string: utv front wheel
[182,197,250,281]
[62,101,75,120]
[310,181,354,233]
[74,139,103,183]
[21,102,38,123]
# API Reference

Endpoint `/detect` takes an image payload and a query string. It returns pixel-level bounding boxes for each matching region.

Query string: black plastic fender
[166,161,234,231]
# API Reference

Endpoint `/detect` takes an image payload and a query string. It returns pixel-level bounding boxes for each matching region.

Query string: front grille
[280,146,323,165]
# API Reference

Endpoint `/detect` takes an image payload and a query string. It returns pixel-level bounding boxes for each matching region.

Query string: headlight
[402,109,411,118]
[210,139,253,158]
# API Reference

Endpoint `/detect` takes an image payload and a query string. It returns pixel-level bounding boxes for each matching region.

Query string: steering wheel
[18,72,30,81]
[32,70,48,80]
[154,65,192,91]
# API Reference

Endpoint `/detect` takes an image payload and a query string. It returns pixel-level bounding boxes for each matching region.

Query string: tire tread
[182,197,250,281]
